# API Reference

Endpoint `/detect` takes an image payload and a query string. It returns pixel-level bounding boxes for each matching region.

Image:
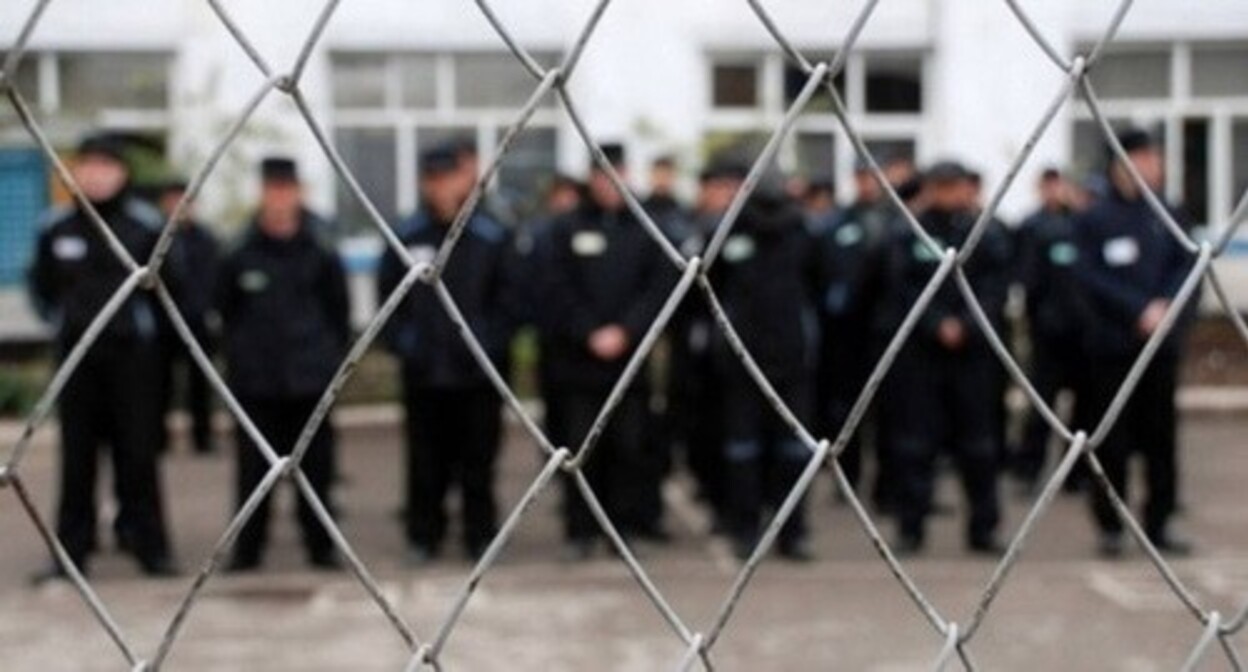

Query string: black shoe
[731,536,757,562]
[30,563,76,586]
[114,526,137,556]
[139,556,181,578]
[404,544,437,569]
[894,531,924,558]
[310,552,343,572]
[224,555,262,574]
[778,539,815,563]
[560,539,595,563]
[1149,530,1194,557]
[630,525,673,545]
[968,536,1004,557]
[1098,532,1125,559]
[466,541,493,563]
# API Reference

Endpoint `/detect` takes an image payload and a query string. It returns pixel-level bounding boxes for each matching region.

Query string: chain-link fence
[3,0,1248,669]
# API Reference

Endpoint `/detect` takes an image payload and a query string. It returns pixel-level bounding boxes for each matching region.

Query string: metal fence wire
[3,0,1248,669]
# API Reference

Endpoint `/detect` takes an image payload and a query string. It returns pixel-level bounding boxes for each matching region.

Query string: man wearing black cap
[1075,129,1195,557]
[1011,169,1092,494]
[28,132,178,580]
[159,179,221,455]
[814,160,893,501]
[216,156,350,572]
[541,142,674,559]
[663,158,747,534]
[884,160,1010,556]
[644,155,689,234]
[378,144,517,565]
[710,178,826,561]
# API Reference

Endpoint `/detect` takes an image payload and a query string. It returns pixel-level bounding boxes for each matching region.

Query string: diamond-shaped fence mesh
[2,0,1248,669]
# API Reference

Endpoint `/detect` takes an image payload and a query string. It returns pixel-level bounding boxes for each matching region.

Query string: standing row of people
[30,126,1194,581]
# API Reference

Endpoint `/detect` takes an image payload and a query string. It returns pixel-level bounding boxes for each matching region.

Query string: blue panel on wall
[0,149,48,286]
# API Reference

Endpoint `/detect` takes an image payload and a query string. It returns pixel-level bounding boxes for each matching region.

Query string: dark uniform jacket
[377,209,516,388]
[29,193,166,350]
[540,201,673,392]
[216,212,350,399]
[1019,207,1088,344]
[1074,189,1194,359]
[819,199,892,328]
[709,194,824,387]
[886,209,1012,355]
[170,221,221,334]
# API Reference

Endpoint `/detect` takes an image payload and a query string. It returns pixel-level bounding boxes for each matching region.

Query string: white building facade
[1,0,1247,331]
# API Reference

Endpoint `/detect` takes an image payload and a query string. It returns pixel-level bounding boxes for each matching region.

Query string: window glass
[398,54,437,109]
[334,127,398,233]
[1183,118,1210,225]
[1232,119,1248,214]
[784,58,845,113]
[795,131,835,181]
[60,51,168,113]
[712,63,759,108]
[1192,47,1248,99]
[1086,50,1171,100]
[455,53,554,109]
[331,53,388,108]
[865,55,922,112]
[495,127,558,221]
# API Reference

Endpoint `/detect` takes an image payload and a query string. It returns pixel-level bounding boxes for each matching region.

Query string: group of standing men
[29,125,1195,581]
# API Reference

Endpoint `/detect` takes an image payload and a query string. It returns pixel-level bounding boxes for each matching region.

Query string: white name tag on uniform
[407,244,437,266]
[1103,236,1139,267]
[722,234,756,262]
[836,222,863,247]
[572,231,607,257]
[239,269,269,292]
[52,236,87,261]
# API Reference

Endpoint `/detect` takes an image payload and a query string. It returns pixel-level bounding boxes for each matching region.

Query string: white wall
[2,0,1246,222]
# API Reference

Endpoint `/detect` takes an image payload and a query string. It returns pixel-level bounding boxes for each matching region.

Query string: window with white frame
[329,51,563,233]
[1071,41,1248,229]
[706,50,925,196]
[0,50,170,138]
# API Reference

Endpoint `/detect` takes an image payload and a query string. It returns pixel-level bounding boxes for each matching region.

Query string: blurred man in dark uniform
[885,161,1010,556]
[28,133,177,580]
[867,152,923,514]
[644,155,687,233]
[159,179,220,455]
[541,143,673,559]
[802,179,839,222]
[710,182,825,561]
[815,160,891,496]
[521,175,585,471]
[1075,130,1195,558]
[216,157,350,572]
[378,146,516,565]
[665,159,747,532]
[1011,169,1091,493]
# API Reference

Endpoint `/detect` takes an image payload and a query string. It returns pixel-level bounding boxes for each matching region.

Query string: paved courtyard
[1,410,1246,670]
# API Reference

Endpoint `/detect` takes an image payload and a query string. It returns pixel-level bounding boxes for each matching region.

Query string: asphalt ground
[1,410,1246,671]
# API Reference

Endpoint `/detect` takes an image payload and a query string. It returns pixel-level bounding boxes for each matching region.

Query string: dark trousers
[891,347,1001,543]
[1087,355,1179,536]
[551,391,658,541]
[56,340,172,569]
[1014,335,1090,484]
[722,375,812,548]
[233,396,335,564]
[164,329,215,452]
[819,323,875,489]
[668,350,726,521]
[402,384,502,553]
